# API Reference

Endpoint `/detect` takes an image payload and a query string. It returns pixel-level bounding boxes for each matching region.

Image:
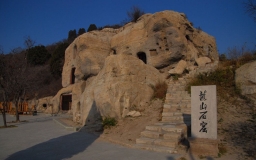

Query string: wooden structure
[0,102,35,115]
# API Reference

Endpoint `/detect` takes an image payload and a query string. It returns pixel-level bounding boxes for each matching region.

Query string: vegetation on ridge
[186,48,256,100]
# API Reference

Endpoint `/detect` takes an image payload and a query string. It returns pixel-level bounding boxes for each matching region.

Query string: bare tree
[0,53,8,127]
[127,6,145,22]
[0,49,33,122]
[244,0,256,21]
[24,36,36,50]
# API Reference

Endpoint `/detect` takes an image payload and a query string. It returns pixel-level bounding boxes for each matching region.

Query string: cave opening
[137,52,147,64]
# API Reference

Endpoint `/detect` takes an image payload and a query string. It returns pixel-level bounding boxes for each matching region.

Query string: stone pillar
[189,85,218,157]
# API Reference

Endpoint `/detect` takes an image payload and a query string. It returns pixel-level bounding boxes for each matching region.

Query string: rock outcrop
[51,10,219,125]
[62,10,218,87]
[80,54,165,125]
[236,61,256,95]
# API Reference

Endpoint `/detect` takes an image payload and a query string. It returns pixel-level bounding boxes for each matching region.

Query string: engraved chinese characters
[191,86,217,139]
[199,91,208,133]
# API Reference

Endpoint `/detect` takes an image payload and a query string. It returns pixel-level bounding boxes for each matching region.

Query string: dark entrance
[71,68,76,84]
[137,52,147,64]
[61,94,72,110]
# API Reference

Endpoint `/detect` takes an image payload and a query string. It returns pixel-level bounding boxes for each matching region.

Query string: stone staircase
[135,75,192,153]
[135,62,219,153]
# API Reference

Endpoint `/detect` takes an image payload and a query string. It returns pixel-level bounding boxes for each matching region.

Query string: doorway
[61,94,72,110]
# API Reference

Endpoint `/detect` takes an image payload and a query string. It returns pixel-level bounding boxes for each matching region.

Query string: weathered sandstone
[50,10,219,125]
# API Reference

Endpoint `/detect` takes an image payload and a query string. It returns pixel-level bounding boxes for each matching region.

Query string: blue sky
[0,0,255,54]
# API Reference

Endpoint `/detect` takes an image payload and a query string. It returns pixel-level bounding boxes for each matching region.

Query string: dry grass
[223,47,256,68]
[151,81,168,100]
[218,144,227,157]
[186,67,237,98]
[186,49,256,102]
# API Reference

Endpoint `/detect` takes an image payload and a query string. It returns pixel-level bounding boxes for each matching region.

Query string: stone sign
[191,85,217,139]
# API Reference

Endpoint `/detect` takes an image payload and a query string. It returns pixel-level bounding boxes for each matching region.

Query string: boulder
[127,111,142,117]
[168,60,187,74]
[196,57,212,67]
[235,61,256,95]
[79,54,165,125]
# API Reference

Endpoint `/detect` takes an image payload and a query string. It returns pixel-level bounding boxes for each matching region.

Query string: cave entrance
[70,68,76,84]
[137,52,147,64]
[61,94,72,111]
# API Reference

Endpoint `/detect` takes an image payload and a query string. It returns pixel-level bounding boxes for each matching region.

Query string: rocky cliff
[51,10,219,125]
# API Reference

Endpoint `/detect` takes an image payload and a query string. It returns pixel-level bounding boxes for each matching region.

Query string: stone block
[154,139,177,147]
[145,125,162,132]
[163,133,181,140]
[191,85,217,139]
[188,138,219,157]
[141,131,163,139]
[136,137,154,145]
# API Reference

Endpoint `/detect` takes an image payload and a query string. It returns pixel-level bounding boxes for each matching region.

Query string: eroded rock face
[62,10,218,87]
[62,30,117,87]
[79,54,164,125]
[236,61,256,95]
[111,11,218,69]
[56,10,219,125]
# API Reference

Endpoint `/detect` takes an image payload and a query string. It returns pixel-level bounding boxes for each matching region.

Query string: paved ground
[0,113,180,160]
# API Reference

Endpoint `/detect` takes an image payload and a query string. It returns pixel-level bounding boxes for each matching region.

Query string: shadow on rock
[6,131,99,160]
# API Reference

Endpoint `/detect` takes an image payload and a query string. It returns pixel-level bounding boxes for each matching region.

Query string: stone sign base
[188,138,219,157]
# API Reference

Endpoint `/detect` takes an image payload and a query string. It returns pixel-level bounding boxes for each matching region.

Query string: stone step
[133,144,176,153]
[180,99,190,103]
[162,112,182,117]
[162,116,183,121]
[165,100,181,105]
[136,137,155,145]
[179,103,189,108]
[163,104,179,109]
[166,94,190,99]
[161,125,185,133]
[145,125,162,132]
[154,122,178,126]
[165,94,191,99]
[165,97,183,101]
[136,137,177,147]
[163,108,181,112]
[167,86,186,91]
[165,99,184,104]
[163,132,182,140]
[180,108,191,114]
[163,105,191,111]
[165,118,190,125]
[181,95,191,99]
[154,139,177,147]
[141,131,163,139]
[168,85,185,88]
